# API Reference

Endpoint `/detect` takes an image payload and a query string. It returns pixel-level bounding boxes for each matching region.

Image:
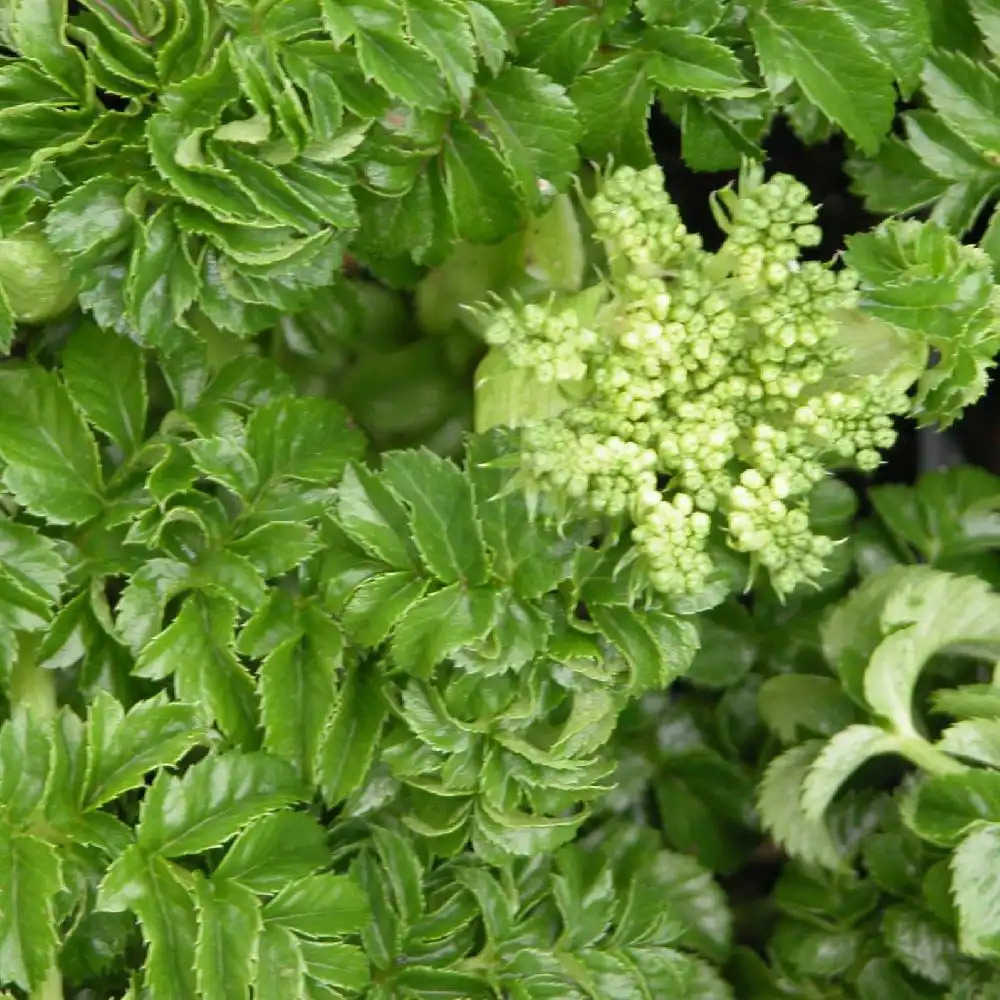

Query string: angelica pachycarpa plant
[479,162,962,601]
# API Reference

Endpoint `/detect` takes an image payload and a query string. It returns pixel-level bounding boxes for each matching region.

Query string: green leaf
[186,437,259,500]
[468,1,507,75]
[336,463,415,569]
[0,519,66,631]
[0,712,51,823]
[405,0,477,105]
[466,432,572,599]
[592,605,698,693]
[9,0,87,98]
[400,680,471,754]
[971,0,1000,60]
[638,0,722,30]
[757,675,863,744]
[116,558,194,652]
[39,708,86,829]
[912,770,1000,844]
[255,924,307,999]
[98,847,199,1000]
[246,396,365,493]
[45,177,132,267]
[881,903,956,985]
[0,826,62,992]
[137,751,306,858]
[654,749,757,874]
[371,825,426,927]
[342,571,429,646]
[316,665,387,806]
[299,939,371,991]
[570,53,654,167]
[758,743,842,869]
[933,685,1000,722]
[938,718,1000,767]
[398,966,496,997]
[517,7,600,86]
[260,634,338,783]
[922,50,1000,158]
[749,0,895,154]
[952,823,1000,958]
[862,570,1000,734]
[474,67,581,204]
[551,849,614,949]
[848,136,952,218]
[61,324,147,457]
[83,691,204,810]
[229,522,320,577]
[441,119,522,243]
[124,206,198,350]
[643,851,732,962]
[0,291,13,357]
[194,876,261,1000]
[0,367,103,524]
[134,593,258,747]
[214,812,331,894]
[263,873,370,938]
[356,28,452,111]
[646,28,754,98]
[380,449,488,585]
[390,583,499,676]
[801,725,900,821]
[870,466,1000,563]
[833,0,931,95]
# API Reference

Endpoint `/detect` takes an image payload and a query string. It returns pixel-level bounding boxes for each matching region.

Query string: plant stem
[9,634,56,722]
[898,735,966,778]
[11,639,64,1000]
[32,965,63,1000]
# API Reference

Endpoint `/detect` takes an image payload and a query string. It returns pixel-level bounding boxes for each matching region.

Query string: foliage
[4,2,1000,999]
[477,163,1000,603]
[0,0,964,351]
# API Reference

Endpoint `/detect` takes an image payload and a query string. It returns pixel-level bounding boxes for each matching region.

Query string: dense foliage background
[4,1,1000,999]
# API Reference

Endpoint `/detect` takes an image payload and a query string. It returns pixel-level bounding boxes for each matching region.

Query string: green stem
[9,634,56,722]
[898,734,966,778]
[32,964,63,1000]
[12,639,63,1000]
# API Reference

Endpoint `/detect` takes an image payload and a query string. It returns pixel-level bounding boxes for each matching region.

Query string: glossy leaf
[137,751,306,858]
[214,812,331,894]
[952,823,1000,958]
[194,876,261,1000]
[0,367,103,524]
[0,826,62,992]
[390,583,499,677]
[260,633,338,783]
[317,666,388,806]
[380,449,488,585]
[263,873,370,938]
[750,0,895,154]
[62,323,147,457]
[83,691,204,810]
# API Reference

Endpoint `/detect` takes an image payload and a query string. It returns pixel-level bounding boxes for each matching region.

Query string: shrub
[2,2,1000,999]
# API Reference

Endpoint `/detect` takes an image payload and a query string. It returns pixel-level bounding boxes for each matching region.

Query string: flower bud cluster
[793,381,905,471]
[631,490,715,596]
[747,264,858,399]
[654,400,741,507]
[485,164,915,599]
[522,422,658,518]
[590,166,701,273]
[484,299,598,383]
[726,469,836,594]
[719,170,823,289]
